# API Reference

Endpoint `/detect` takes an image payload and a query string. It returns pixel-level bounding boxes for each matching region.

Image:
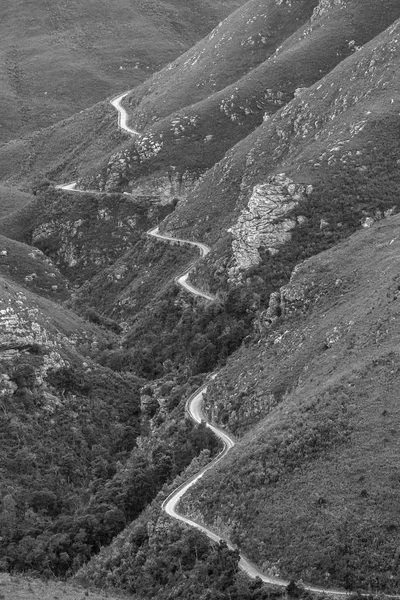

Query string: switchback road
[147,226,214,301]
[56,90,399,598]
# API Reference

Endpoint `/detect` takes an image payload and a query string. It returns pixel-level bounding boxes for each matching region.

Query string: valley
[1,1,400,599]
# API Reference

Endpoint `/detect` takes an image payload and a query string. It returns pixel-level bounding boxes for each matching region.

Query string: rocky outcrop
[0,292,65,402]
[128,169,200,204]
[0,277,104,413]
[85,148,199,204]
[310,0,346,21]
[298,0,347,40]
[219,88,292,123]
[255,256,323,332]
[89,133,164,192]
[228,174,311,281]
[0,290,93,357]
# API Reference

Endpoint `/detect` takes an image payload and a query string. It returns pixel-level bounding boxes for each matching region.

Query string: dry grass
[0,186,33,218]
[0,573,128,600]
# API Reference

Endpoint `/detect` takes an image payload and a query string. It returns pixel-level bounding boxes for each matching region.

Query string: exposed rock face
[311,0,345,21]
[128,170,199,204]
[228,174,311,281]
[299,0,348,40]
[89,134,164,192]
[0,291,92,356]
[256,256,322,331]
[0,277,104,414]
[84,146,199,204]
[219,88,292,123]
[1,291,66,402]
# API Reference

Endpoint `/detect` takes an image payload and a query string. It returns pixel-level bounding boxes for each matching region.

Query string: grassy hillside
[122,0,319,129]
[163,14,400,244]
[79,0,400,193]
[0,0,246,143]
[0,185,33,217]
[3,0,399,194]
[0,100,123,186]
[179,214,400,593]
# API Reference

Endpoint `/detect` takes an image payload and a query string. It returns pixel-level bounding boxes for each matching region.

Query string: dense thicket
[0,354,219,577]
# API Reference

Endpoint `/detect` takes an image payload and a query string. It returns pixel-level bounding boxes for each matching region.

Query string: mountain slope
[3,0,399,196]
[80,0,400,194]
[122,0,320,129]
[162,15,400,256]
[179,213,400,593]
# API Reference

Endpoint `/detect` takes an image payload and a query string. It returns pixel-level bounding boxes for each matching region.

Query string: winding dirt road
[147,226,214,301]
[161,375,234,540]
[56,91,399,598]
[110,91,140,135]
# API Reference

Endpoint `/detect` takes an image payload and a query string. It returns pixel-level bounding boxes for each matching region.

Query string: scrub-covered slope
[180,213,400,593]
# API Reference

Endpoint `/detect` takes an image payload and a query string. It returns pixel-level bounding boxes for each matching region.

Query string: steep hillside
[80,0,400,195]
[0,271,143,573]
[178,214,400,593]
[3,0,399,195]
[122,0,320,128]
[162,14,400,273]
[0,0,245,143]
[0,185,33,216]
[0,234,69,301]
[0,100,123,186]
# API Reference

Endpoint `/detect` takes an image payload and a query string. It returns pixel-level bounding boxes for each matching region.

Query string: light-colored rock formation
[228,174,311,281]
[302,0,346,39]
